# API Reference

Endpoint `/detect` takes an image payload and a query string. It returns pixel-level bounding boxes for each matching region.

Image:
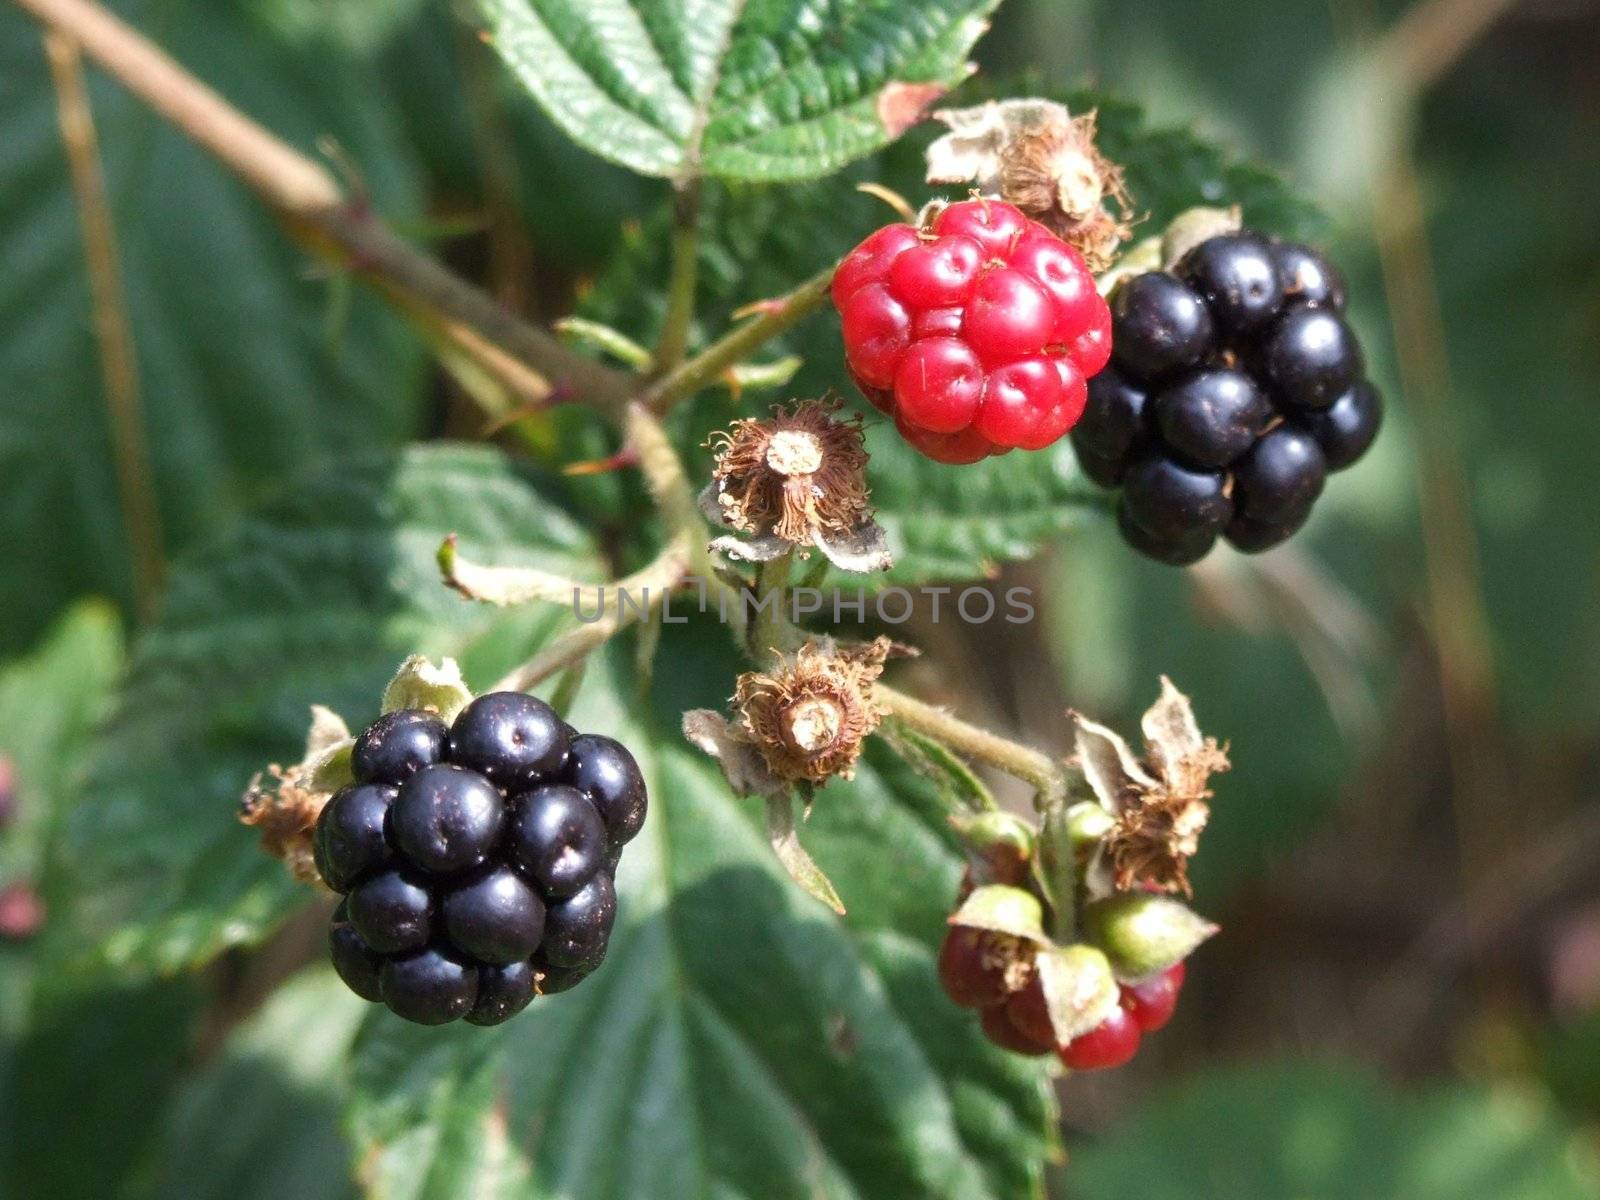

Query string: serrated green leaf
[476,0,1002,181]
[580,81,1315,582]
[56,446,602,978]
[1066,1060,1600,1200]
[347,639,1053,1200]
[0,0,427,657]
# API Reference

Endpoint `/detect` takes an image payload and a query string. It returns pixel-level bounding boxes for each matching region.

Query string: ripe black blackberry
[1073,232,1382,562]
[313,691,646,1025]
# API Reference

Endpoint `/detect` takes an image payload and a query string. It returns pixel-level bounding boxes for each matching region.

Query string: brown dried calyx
[239,704,355,887]
[734,637,892,784]
[1071,677,1229,897]
[926,98,1134,272]
[708,399,871,540]
[240,765,325,884]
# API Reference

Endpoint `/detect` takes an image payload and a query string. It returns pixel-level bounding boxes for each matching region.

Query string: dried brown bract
[1071,677,1229,897]
[926,98,1134,271]
[238,704,354,887]
[734,637,892,785]
[708,399,870,541]
[240,763,326,885]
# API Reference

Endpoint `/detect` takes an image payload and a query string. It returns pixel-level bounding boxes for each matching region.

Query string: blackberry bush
[1075,230,1382,563]
[11,0,1440,1191]
[313,693,644,1025]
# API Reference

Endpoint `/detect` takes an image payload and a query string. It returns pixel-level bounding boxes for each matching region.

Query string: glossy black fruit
[1274,241,1346,310]
[329,919,384,1002]
[312,783,396,892]
[534,945,607,995]
[1076,232,1376,565]
[1299,380,1382,470]
[467,960,537,1026]
[566,736,647,847]
[1224,508,1311,554]
[1232,427,1327,521]
[352,709,447,784]
[1259,308,1362,410]
[442,866,544,966]
[509,784,607,899]
[1072,366,1149,482]
[324,702,641,1023]
[380,947,479,1025]
[1117,501,1217,566]
[1109,272,1214,381]
[448,692,569,788]
[1121,456,1233,541]
[1151,368,1271,469]
[1178,232,1283,334]
[541,872,617,968]
[390,764,504,876]
[347,869,432,954]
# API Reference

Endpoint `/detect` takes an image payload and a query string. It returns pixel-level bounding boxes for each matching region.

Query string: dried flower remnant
[733,637,892,785]
[702,400,892,573]
[239,704,355,886]
[1071,677,1229,897]
[926,98,1134,271]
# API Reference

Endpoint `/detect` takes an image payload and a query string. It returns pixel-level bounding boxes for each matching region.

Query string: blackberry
[311,695,648,1025]
[1072,231,1382,562]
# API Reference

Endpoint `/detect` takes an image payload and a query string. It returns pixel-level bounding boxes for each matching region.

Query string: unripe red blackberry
[834,199,1110,463]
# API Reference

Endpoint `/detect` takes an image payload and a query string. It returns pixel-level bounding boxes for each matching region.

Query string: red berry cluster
[938,926,1188,1071]
[832,199,1112,464]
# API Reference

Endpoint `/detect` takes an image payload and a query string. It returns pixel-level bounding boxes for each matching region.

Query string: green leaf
[580,82,1314,582]
[347,637,1053,1200]
[0,0,427,656]
[139,969,366,1200]
[0,604,129,1197]
[476,0,1003,181]
[56,445,603,978]
[0,603,124,895]
[1066,1060,1600,1200]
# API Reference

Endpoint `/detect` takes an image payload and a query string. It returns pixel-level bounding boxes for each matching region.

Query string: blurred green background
[2,0,1598,1196]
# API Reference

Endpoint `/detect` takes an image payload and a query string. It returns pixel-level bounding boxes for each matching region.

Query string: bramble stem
[653,179,700,373]
[14,0,634,420]
[875,685,1068,805]
[641,267,835,415]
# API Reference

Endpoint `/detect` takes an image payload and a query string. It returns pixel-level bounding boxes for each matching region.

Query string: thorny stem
[640,267,836,415]
[653,178,700,373]
[15,0,634,422]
